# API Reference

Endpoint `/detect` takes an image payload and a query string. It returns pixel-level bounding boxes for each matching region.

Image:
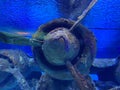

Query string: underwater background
[0,0,120,90]
[0,0,120,58]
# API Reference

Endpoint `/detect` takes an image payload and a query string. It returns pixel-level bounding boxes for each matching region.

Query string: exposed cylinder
[42,27,80,65]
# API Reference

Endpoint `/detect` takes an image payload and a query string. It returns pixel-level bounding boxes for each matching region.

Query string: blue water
[0,0,120,58]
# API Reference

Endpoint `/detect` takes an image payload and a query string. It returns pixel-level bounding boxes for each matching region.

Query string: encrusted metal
[33,18,96,80]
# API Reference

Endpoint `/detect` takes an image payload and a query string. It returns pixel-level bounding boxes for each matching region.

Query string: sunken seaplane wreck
[0,18,96,90]
[0,0,119,90]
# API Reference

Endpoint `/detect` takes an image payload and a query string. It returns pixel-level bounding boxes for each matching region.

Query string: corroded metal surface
[42,27,80,65]
[33,18,96,80]
[66,60,96,90]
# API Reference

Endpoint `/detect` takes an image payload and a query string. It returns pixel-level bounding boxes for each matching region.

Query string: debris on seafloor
[0,56,31,90]
[92,58,119,68]
[0,49,39,73]
[0,49,41,90]
[91,56,120,85]
[0,50,92,90]
[0,49,120,90]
